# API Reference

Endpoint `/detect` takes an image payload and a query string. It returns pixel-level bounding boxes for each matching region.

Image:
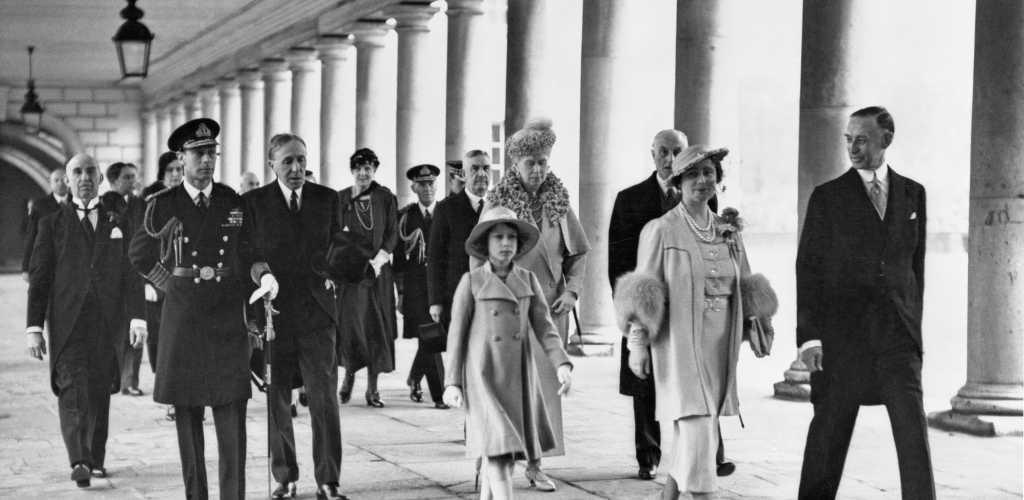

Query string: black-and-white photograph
[0,0,1021,498]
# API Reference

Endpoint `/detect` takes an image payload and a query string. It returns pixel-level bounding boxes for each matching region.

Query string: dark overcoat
[426,190,480,316]
[27,203,143,395]
[129,183,264,407]
[394,203,432,338]
[797,167,927,404]
[22,192,70,272]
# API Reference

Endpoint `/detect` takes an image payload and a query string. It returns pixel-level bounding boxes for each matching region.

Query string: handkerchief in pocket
[110,227,123,239]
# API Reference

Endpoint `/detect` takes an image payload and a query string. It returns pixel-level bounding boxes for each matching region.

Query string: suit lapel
[884,168,907,230]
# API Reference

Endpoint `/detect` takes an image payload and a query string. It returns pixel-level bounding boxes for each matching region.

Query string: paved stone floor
[0,247,1021,499]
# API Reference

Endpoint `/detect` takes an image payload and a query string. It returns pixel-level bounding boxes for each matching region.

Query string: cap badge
[196,123,212,138]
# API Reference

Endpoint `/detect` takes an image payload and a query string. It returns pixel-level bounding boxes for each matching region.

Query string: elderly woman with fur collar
[614,145,774,499]
[479,118,589,491]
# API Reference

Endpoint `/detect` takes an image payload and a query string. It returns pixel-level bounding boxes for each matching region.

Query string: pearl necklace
[682,205,716,243]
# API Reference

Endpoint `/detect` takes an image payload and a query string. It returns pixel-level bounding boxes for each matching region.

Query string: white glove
[129,325,148,349]
[557,363,573,396]
[442,385,464,408]
[249,273,279,304]
[369,251,390,277]
[144,283,158,302]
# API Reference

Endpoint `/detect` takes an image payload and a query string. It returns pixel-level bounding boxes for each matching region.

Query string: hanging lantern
[20,46,44,135]
[113,0,155,79]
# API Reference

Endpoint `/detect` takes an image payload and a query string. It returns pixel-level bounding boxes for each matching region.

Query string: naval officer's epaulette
[144,185,175,203]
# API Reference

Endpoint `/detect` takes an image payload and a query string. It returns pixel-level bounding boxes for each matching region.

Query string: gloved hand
[557,363,573,396]
[249,273,279,304]
[442,385,464,408]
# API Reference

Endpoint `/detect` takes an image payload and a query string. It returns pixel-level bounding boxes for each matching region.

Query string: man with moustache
[608,129,731,480]
[394,164,449,409]
[22,168,71,282]
[427,150,492,327]
[797,107,933,499]
[25,154,146,487]
[130,118,278,500]
[243,133,348,500]
[101,161,148,397]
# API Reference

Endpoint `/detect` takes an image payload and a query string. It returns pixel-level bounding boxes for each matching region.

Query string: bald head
[48,168,68,197]
[651,129,688,180]
[239,171,260,194]
[65,154,103,201]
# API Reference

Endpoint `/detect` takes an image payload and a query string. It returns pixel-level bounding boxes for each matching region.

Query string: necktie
[666,186,680,206]
[290,191,299,213]
[868,173,886,219]
[79,209,95,244]
[424,209,431,224]
[196,192,209,214]
[476,199,484,214]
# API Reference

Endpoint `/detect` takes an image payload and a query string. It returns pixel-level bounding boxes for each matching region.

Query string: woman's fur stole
[740,273,778,319]
[613,272,667,342]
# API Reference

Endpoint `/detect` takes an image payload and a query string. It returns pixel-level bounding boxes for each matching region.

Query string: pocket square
[110,227,123,239]
[909,212,917,220]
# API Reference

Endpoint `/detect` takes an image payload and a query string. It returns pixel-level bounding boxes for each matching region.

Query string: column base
[951,382,1023,415]
[926,410,1023,437]
[773,358,812,401]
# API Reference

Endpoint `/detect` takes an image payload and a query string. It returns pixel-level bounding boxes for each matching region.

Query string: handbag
[728,239,778,358]
[418,321,447,354]
[744,315,774,358]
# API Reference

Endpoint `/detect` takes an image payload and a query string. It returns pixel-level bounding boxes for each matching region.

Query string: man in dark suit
[395,164,449,409]
[25,153,145,487]
[101,162,147,397]
[797,106,934,500]
[427,150,491,326]
[130,118,278,500]
[22,167,70,281]
[244,133,348,500]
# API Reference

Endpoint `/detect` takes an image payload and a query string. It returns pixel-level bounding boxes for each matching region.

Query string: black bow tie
[74,204,97,214]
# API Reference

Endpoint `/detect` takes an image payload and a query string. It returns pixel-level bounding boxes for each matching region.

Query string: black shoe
[298,390,309,407]
[126,387,144,396]
[71,463,91,488]
[90,466,107,478]
[316,483,349,500]
[271,481,297,499]
[365,391,384,408]
[637,466,656,480]
[716,460,736,477]
[407,377,423,403]
[339,378,353,404]
[290,404,298,418]
[433,401,450,409]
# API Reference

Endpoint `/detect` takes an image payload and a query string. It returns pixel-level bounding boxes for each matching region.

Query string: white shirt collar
[53,193,68,204]
[655,172,673,195]
[277,179,303,207]
[182,180,213,203]
[419,201,436,215]
[856,163,889,185]
[465,190,484,208]
[72,197,99,210]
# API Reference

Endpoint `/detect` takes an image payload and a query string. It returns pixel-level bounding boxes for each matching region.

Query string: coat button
[219,249,225,255]
[513,307,520,315]
[223,235,229,242]
[217,262,223,268]
[193,278,200,284]
[192,264,198,269]
[183,236,190,243]
[513,334,521,340]
[191,251,198,257]
[492,309,499,316]
[215,276,222,283]
[494,336,502,341]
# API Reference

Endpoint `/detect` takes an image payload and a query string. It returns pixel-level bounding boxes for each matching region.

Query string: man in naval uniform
[129,118,279,500]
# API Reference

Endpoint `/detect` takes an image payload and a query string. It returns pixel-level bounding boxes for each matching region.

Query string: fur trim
[613,272,667,340]
[740,273,778,319]
[486,170,570,227]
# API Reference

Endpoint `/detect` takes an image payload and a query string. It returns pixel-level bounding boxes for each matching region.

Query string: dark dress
[336,182,398,373]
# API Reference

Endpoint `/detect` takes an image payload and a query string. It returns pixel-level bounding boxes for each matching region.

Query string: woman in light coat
[481,118,589,491]
[616,145,753,499]
[443,207,573,500]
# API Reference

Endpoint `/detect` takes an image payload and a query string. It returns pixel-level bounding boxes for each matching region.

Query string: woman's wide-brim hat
[465,207,540,260]
[671,144,729,178]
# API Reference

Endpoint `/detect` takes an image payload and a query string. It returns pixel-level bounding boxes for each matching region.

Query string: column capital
[286,47,320,73]
[446,0,485,16]
[349,20,392,48]
[237,67,264,89]
[389,2,439,31]
[218,76,240,96]
[260,58,291,82]
[315,34,356,62]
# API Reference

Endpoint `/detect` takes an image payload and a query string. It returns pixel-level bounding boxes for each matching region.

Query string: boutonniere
[718,207,744,246]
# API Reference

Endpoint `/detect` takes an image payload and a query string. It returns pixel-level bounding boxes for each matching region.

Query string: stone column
[927,0,1024,436]
[0,85,8,120]
[316,35,356,188]
[577,0,676,346]
[287,47,322,181]
[238,68,265,183]
[773,0,878,401]
[170,97,187,129]
[504,0,548,141]
[184,92,202,120]
[352,20,395,190]
[141,108,158,184]
[444,0,488,177]
[200,84,221,124]
[261,58,292,181]
[392,2,441,205]
[156,106,172,152]
[218,76,242,188]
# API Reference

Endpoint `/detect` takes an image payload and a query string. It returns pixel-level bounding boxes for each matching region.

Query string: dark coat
[101,191,146,235]
[243,182,340,335]
[797,167,927,404]
[22,192,70,272]
[608,172,677,396]
[27,203,143,395]
[129,183,265,407]
[394,203,432,338]
[427,190,481,313]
